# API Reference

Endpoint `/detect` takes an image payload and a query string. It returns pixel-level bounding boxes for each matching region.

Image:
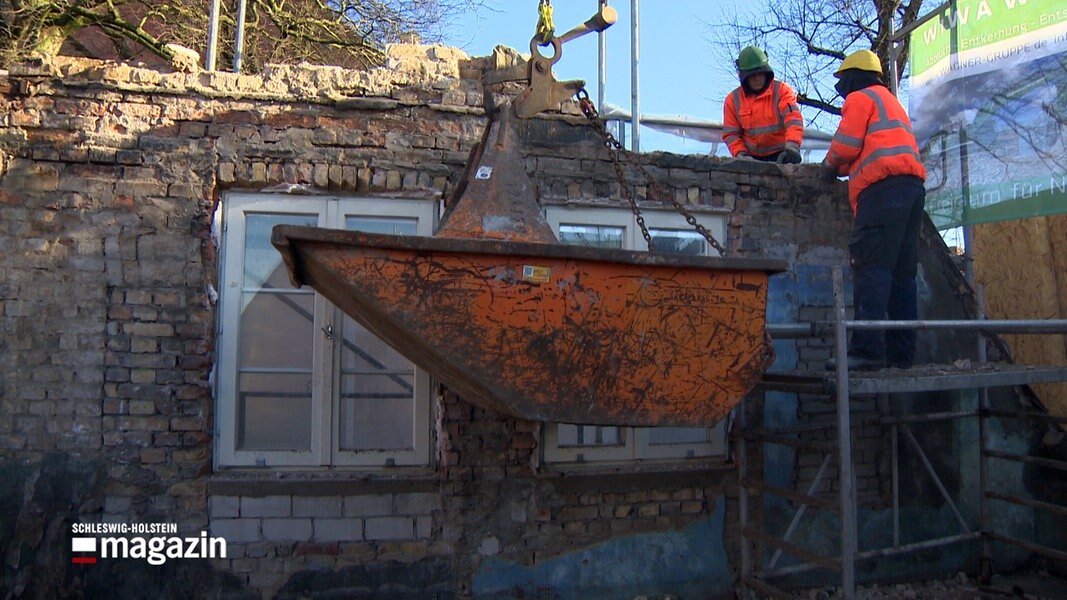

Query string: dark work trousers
[848,175,926,366]
[752,151,783,163]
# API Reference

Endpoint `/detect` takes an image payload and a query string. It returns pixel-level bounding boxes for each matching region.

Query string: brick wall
[0,47,948,597]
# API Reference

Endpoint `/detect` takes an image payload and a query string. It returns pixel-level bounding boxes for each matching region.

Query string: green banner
[909,0,1067,229]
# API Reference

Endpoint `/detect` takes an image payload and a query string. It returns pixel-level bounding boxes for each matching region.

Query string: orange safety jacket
[722,80,804,158]
[825,84,926,214]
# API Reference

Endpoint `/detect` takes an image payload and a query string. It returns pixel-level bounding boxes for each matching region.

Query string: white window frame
[215,192,435,469]
[542,205,729,464]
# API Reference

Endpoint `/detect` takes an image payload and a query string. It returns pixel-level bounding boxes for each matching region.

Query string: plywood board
[973,216,1067,423]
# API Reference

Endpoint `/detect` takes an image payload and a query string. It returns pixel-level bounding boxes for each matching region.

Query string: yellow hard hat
[834,49,883,77]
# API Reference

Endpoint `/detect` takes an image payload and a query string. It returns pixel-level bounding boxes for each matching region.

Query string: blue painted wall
[473,501,731,599]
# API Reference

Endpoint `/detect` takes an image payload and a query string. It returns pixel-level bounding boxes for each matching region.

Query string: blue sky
[443,1,739,153]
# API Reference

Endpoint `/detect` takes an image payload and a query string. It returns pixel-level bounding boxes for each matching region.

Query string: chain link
[575,88,727,256]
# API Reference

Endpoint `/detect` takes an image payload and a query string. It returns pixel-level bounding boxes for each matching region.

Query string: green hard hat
[736,46,771,72]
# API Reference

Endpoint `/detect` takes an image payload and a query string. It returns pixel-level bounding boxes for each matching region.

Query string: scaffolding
[739,267,1067,600]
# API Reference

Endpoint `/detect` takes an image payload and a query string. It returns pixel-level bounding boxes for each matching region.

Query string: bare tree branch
[0,0,488,71]
[709,0,927,128]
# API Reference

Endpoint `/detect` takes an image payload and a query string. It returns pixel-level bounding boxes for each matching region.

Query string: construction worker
[722,46,804,164]
[820,49,926,370]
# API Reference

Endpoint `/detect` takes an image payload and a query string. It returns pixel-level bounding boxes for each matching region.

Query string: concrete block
[365,516,414,541]
[292,496,343,518]
[312,518,363,543]
[262,518,312,541]
[210,518,261,543]
[416,516,432,539]
[240,495,291,518]
[343,494,392,517]
[394,492,440,515]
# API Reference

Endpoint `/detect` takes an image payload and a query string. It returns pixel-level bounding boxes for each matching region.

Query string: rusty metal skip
[272,5,784,426]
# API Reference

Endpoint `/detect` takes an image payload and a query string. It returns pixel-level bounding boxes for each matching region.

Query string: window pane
[238,373,312,450]
[339,374,415,451]
[649,228,706,256]
[347,216,417,236]
[338,318,415,450]
[559,224,624,249]
[339,318,411,372]
[245,214,316,289]
[647,427,709,445]
[556,424,622,447]
[339,217,420,453]
[240,292,314,370]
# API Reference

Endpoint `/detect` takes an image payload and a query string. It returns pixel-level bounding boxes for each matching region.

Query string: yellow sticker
[521,265,551,283]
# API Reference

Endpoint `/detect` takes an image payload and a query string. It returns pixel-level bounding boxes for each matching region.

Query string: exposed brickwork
[0,46,911,598]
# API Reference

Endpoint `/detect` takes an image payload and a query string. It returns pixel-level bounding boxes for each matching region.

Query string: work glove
[777,142,802,164]
[819,160,839,183]
[735,151,753,160]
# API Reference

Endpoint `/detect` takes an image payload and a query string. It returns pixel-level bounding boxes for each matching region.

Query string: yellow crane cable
[536,0,555,45]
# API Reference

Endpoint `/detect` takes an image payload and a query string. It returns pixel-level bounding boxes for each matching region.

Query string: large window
[542,206,729,464]
[215,194,435,468]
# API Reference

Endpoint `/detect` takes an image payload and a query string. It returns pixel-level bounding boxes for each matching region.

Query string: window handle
[322,324,333,340]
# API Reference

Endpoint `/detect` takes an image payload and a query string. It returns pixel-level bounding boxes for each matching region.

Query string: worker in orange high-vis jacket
[722,46,804,164]
[820,49,926,371]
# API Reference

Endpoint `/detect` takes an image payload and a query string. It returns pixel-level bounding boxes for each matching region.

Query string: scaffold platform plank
[759,363,1067,396]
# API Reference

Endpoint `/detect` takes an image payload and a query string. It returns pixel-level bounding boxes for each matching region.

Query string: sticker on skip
[522,265,551,283]
[475,166,493,179]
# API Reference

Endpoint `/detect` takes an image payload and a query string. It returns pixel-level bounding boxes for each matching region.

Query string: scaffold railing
[738,266,1067,600]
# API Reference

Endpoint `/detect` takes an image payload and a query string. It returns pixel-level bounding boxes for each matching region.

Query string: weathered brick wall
[0,46,924,597]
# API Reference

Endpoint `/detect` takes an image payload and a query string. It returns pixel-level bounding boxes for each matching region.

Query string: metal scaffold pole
[832,267,857,599]
[233,0,248,73]
[206,0,221,71]
[598,0,608,113]
[629,0,640,153]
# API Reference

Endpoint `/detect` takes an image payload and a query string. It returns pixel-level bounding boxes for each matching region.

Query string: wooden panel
[973,216,1067,423]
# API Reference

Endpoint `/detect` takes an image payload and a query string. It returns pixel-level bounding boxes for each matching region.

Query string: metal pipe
[771,317,1067,336]
[766,532,981,578]
[598,0,607,113]
[846,319,1067,332]
[599,104,836,147]
[892,424,899,547]
[832,267,857,599]
[985,409,1067,423]
[743,478,840,512]
[766,322,817,338]
[737,395,752,597]
[986,491,1067,518]
[746,432,835,452]
[748,422,858,435]
[855,532,981,560]
[901,424,971,532]
[891,1,953,41]
[233,0,248,73]
[879,410,978,425]
[976,285,992,584]
[985,450,1067,472]
[886,2,900,95]
[768,455,833,571]
[629,0,640,153]
[206,0,221,71]
[743,527,842,572]
[985,532,1067,563]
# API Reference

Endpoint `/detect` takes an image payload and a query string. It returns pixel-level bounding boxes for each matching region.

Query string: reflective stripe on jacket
[722,80,804,157]
[825,85,926,214]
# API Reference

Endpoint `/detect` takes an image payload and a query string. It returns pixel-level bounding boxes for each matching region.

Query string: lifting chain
[574,88,727,257]
[536,0,555,45]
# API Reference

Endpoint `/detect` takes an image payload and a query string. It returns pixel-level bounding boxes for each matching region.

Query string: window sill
[206,469,437,498]
[536,458,734,491]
